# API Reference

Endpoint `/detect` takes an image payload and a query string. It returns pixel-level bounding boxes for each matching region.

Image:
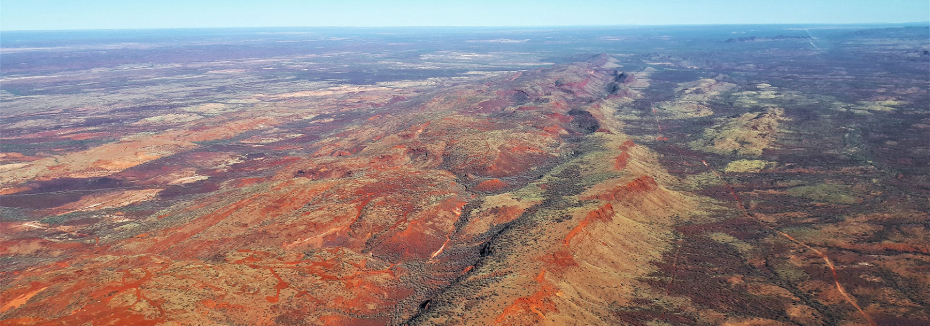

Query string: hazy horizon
[2,22,930,34]
[2,0,928,32]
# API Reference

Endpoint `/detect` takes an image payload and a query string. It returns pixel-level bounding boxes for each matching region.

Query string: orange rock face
[564,203,615,245]
[614,139,636,170]
[584,175,659,202]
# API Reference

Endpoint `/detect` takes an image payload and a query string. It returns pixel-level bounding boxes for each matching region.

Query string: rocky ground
[1,25,928,325]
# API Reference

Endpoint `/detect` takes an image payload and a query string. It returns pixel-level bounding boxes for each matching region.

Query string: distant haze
[1,0,929,31]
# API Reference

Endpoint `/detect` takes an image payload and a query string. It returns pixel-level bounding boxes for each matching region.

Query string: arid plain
[1,25,929,325]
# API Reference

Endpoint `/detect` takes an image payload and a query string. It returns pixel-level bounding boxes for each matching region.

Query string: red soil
[495,270,560,325]
[475,179,509,192]
[0,58,641,325]
[540,249,579,273]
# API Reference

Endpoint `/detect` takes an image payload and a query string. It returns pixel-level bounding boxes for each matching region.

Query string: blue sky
[2,0,928,31]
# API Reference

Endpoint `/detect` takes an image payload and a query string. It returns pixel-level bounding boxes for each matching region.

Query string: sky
[1,0,928,31]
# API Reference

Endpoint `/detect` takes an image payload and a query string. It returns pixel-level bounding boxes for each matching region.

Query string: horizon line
[3,21,929,33]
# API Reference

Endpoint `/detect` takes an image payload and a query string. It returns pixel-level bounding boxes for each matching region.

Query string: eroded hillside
[2,25,928,326]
